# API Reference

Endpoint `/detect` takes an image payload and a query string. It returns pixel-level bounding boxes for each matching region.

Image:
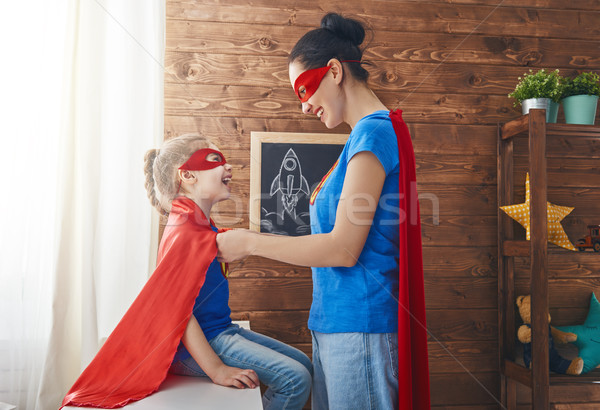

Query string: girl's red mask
[293,60,360,103]
[179,148,227,171]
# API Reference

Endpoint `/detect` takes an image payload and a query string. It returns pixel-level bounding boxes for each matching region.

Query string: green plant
[561,72,600,99]
[508,69,563,107]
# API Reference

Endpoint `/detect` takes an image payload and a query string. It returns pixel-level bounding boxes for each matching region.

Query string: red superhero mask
[293,60,361,102]
[176,148,228,194]
[179,148,227,171]
[294,66,331,102]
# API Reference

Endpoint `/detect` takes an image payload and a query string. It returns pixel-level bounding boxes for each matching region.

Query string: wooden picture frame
[249,132,348,236]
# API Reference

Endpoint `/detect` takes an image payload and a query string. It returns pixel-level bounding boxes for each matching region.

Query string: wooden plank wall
[164,1,600,407]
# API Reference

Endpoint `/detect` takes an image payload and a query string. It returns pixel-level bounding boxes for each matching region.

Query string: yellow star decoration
[500,173,576,251]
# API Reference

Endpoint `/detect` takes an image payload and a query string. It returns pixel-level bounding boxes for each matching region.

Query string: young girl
[217,13,431,410]
[62,134,311,409]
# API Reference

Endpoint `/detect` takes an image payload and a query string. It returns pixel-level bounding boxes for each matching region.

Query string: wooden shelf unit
[497,109,600,409]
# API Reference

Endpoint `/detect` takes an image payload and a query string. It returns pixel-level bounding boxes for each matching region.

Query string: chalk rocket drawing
[269,148,310,220]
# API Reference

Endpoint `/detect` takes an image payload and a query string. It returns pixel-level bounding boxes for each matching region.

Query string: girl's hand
[210,364,259,389]
[216,229,255,262]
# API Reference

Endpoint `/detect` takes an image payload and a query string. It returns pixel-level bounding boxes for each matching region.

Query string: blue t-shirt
[173,225,232,362]
[308,110,400,333]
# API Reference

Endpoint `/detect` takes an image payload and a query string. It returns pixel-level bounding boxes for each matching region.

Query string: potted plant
[561,72,600,125]
[508,68,563,123]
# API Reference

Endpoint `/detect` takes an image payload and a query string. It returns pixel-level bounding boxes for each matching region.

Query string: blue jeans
[311,331,398,410]
[169,324,312,410]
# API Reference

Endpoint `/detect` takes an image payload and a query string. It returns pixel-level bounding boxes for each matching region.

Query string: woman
[217,13,430,410]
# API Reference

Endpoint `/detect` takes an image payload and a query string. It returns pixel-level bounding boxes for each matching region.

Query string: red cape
[62,197,217,408]
[389,109,431,410]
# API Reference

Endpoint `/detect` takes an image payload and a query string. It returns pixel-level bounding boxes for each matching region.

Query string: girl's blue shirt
[173,224,232,362]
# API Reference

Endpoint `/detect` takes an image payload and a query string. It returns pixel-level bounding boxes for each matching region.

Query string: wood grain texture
[164,84,516,125]
[230,310,310,344]
[430,372,500,405]
[514,278,600,308]
[514,253,600,279]
[428,340,497,373]
[165,115,498,155]
[423,246,497,277]
[515,157,600,188]
[230,308,498,343]
[512,186,600,214]
[166,19,600,68]
[226,256,311,278]
[426,309,497,341]
[226,246,497,279]
[425,0,600,10]
[517,381,600,404]
[228,278,312,311]
[210,182,499,219]
[229,276,501,311]
[166,51,562,95]
[167,1,600,40]
[515,135,600,159]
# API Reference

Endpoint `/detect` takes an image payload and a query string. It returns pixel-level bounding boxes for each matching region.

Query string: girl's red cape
[61,197,217,408]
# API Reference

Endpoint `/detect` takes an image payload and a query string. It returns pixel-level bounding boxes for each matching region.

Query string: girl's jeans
[170,323,312,410]
[311,330,399,410]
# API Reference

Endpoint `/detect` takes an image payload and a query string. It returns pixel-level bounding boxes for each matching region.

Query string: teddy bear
[516,295,583,375]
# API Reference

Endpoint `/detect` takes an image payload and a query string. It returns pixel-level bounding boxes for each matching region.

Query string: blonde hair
[143,133,212,215]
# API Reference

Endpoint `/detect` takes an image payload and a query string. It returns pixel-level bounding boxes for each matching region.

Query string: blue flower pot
[562,95,599,125]
[521,98,559,123]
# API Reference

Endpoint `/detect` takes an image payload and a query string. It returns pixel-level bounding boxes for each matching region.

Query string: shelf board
[501,114,600,141]
[547,123,600,139]
[503,359,600,387]
[551,369,600,384]
[501,239,585,257]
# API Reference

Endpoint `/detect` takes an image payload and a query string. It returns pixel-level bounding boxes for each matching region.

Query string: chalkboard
[250,132,348,236]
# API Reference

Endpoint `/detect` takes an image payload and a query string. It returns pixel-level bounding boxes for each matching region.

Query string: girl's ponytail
[143,148,168,216]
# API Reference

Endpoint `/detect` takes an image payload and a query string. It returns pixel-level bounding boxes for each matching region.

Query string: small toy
[516,295,583,375]
[557,293,600,373]
[577,225,600,252]
[500,174,577,251]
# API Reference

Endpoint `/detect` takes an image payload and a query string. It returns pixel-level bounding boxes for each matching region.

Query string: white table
[63,374,262,410]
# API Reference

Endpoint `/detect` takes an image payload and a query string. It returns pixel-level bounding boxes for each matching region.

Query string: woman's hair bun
[289,12,370,82]
[320,13,365,47]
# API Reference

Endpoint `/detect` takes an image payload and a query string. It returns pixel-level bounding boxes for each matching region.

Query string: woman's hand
[216,229,255,262]
[210,363,259,389]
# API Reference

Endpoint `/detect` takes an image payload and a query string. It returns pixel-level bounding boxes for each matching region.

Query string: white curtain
[0,1,164,409]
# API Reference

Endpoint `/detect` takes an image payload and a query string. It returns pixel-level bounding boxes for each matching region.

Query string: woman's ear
[327,58,344,85]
